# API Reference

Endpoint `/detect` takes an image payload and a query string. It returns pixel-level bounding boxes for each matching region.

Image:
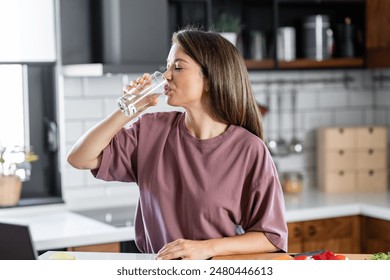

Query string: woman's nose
[163,68,171,80]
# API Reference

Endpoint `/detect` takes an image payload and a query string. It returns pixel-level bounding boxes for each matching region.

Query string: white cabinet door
[0,0,56,62]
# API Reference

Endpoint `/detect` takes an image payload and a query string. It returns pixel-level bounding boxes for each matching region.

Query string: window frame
[0,62,63,208]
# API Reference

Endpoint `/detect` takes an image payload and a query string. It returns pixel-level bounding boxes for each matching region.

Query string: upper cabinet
[218,0,366,70]
[170,0,390,70]
[60,0,169,75]
[59,0,390,75]
[365,0,390,68]
[273,0,365,70]
[0,0,56,63]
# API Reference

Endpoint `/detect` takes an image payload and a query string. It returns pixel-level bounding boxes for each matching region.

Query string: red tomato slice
[312,250,335,260]
[330,254,348,260]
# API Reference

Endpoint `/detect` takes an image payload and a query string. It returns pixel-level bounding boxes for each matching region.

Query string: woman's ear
[204,80,210,93]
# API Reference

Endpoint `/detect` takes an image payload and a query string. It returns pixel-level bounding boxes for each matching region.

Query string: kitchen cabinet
[59,0,169,74]
[60,0,367,74]
[213,0,390,70]
[288,216,361,253]
[213,0,365,70]
[59,0,94,65]
[67,240,141,253]
[68,242,121,253]
[361,216,390,254]
[317,126,388,193]
[365,0,390,68]
[0,0,56,63]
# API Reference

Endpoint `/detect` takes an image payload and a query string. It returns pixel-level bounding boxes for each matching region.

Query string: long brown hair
[172,28,264,140]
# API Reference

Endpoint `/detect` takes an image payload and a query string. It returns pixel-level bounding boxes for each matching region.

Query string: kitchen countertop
[284,189,390,222]
[0,204,135,251]
[0,189,389,251]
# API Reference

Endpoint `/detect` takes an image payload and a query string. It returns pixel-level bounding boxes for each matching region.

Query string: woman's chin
[166,99,181,108]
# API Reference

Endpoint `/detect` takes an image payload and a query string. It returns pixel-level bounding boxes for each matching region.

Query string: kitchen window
[0,0,62,207]
[0,63,62,207]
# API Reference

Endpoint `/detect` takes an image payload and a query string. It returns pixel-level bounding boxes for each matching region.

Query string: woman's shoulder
[231,125,267,149]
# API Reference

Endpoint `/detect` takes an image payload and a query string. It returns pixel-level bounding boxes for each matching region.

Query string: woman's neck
[184,110,228,140]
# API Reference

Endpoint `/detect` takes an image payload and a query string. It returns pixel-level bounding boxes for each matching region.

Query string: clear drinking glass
[117,71,167,117]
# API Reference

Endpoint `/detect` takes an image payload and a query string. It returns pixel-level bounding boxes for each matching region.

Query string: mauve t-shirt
[93,111,287,253]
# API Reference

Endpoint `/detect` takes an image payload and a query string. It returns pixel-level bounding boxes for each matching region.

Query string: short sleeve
[241,166,288,252]
[91,123,140,183]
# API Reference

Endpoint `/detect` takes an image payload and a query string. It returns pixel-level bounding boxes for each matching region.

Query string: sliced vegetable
[312,250,335,260]
[330,254,348,260]
[370,252,390,260]
[270,255,294,260]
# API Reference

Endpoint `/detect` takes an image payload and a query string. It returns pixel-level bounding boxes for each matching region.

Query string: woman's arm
[67,73,158,170]
[155,232,278,260]
[67,109,138,170]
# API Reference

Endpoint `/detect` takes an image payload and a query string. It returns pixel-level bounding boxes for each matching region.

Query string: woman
[67,28,287,260]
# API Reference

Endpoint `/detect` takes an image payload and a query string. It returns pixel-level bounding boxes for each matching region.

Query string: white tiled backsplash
[62,69,390,209]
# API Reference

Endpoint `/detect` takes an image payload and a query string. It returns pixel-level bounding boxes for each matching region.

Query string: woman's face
[163,43,208,109]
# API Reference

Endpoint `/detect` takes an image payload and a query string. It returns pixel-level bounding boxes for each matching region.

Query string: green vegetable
[370,252,390,260]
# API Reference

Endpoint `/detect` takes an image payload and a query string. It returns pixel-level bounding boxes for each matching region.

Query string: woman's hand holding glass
[118,71,167,117]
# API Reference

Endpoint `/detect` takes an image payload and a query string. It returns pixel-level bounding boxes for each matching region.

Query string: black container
[336,18,356,58]
[302,15,333,61]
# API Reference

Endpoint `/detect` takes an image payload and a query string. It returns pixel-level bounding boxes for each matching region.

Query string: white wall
[61,69,390,209]
[250,69,390,191]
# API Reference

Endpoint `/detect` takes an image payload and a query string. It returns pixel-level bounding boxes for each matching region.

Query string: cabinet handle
[293,227,302,238]
[307,225,317,237]
[45,119,58,152]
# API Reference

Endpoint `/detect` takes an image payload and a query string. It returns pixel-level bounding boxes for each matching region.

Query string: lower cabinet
[68,242,121,253]
[67,240,141,253]
[287,216,361,254]
[361,216,390,253]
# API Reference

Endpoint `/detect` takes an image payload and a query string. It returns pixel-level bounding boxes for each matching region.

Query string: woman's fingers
[123,73,152,93]
[155,239,212,260]
[156,239,185,260]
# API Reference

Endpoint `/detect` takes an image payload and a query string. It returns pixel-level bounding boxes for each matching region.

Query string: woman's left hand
[155,238,213,260]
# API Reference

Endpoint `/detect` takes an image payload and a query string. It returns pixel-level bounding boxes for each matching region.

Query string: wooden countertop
[212,253,373,260]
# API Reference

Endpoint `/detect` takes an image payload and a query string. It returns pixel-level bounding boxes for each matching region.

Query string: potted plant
[0,145,38,206]
[214,13,241,46]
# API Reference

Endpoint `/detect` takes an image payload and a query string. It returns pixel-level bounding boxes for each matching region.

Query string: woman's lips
[164,84,171,94]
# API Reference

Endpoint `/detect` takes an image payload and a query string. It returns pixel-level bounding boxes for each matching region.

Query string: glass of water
[118,71,167,117]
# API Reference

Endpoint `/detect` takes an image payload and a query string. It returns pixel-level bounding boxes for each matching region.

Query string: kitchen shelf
[244,59,275,70]
[235,0,367,71]
[278,57,364,69]
[244,57,364,70]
